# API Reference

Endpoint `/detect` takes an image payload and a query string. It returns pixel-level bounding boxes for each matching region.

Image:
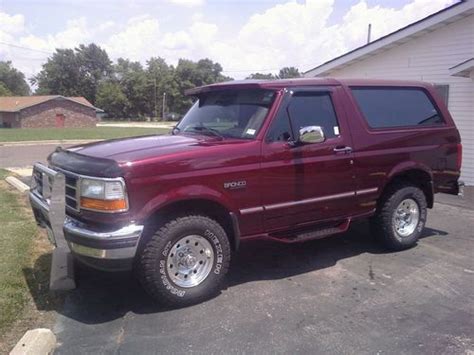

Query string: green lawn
[0,127,170,142]
[0,170,37,333]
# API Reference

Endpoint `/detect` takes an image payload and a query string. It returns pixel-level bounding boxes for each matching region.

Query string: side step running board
[267,219,351,244]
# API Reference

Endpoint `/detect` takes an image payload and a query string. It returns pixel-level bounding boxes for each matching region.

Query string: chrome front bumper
[29,163,144,269]
[64,218,144,260]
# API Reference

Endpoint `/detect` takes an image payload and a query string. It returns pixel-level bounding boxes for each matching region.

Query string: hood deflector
[48,146,123,177]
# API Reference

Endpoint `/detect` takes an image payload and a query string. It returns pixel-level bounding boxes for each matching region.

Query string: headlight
[80,178,128,212]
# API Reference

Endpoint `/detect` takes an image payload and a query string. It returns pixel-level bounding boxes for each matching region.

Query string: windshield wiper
[184,126,225,139]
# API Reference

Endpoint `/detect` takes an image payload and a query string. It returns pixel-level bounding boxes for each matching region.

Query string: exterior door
[261,86,356,232]
[55,113,65,128]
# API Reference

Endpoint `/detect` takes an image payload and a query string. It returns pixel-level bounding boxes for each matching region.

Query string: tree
[76,44,113,104]
[32,49,81,96]
[277,66,301,79]
[246,72,277,80]
[0,61,30,95]
[95,81,129,119]
[113,58,149,118]
[0,82,12,96]
[146,57,178,118]
[32,43,112,104]
[246,67,301,80]
[172,58,232,114]
[30,42,233,119]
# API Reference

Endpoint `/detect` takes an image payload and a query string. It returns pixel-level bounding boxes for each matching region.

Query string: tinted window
[434,84,449,106]
[351,88,444,128]
[266,92,340,142]
[266,107,292,142]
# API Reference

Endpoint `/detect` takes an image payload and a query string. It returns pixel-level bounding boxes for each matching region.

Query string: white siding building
[305,0,474,185]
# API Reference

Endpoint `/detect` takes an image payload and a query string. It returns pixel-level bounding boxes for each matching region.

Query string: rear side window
[351,87,445,128]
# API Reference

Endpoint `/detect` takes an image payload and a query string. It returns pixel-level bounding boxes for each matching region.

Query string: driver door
[261,87,356,232]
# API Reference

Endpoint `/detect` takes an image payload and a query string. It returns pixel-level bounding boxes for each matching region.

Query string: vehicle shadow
[23,222,447,325]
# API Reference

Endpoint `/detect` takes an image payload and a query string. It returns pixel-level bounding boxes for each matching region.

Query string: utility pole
[153,78,158,121]
[162,92,166,121]
[367,23,372,44]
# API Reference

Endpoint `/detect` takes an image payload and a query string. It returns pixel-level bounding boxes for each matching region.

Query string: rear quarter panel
[339,82,461,214]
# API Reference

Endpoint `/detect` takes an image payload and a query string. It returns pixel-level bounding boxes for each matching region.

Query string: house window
[434,84,449,106]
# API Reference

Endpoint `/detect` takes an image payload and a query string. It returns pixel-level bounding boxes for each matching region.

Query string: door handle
[333,146,352,154]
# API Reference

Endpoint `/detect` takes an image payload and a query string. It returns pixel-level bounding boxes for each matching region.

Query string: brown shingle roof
[0,95,102,112]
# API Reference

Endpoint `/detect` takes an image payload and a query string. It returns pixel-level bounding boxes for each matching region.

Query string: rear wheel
[371,183,427,250]
[138,215,231,307]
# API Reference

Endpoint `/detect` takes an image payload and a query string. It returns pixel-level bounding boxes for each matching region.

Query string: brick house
[0,96,103,128]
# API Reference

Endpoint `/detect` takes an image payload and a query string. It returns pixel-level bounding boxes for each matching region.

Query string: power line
[0,41,52,55]
[0,41,311,73]
[221,67,281,73]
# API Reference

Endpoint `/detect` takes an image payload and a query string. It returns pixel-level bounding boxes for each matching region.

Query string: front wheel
[371,183,427,251]
[138,215,231,307]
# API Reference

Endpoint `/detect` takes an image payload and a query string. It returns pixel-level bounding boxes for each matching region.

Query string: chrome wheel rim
[166,235,214,288]
[393,198,420,237]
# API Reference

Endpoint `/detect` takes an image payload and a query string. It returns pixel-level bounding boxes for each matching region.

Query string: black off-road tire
[138,215,231,307]
[371,182,427,251]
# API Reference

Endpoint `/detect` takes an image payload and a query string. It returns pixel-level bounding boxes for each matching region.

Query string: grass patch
[0,182,37,334]
[0,126,170,142]
[0,169,8,179]
[0,176,58,352]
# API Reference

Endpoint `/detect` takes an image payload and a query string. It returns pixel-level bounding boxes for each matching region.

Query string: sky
[0,0,456,81]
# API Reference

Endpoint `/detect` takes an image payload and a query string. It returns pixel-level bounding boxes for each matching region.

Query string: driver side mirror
[298,125,325,144]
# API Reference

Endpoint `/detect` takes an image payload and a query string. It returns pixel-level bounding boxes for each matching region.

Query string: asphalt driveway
[0,143,72,169]
[37,202,474,354]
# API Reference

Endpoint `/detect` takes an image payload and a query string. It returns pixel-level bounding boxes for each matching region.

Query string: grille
[32,166,80,211]
[64,173,79,211]
[32,169,43,196]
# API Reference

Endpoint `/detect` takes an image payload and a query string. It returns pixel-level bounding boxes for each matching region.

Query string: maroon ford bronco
[30,78,462,306]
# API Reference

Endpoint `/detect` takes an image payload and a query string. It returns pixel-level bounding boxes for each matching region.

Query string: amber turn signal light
[80,197,127,211]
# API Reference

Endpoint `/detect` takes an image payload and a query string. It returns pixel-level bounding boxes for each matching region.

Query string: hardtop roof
[185,78,433,95]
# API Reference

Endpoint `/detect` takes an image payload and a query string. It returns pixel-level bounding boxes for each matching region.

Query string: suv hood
[49,134,243,177]
[67,134,220,162]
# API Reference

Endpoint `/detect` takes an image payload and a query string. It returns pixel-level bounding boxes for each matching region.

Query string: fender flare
[138,184,238,222]
[381,161,434,207]
[135,185,241,250]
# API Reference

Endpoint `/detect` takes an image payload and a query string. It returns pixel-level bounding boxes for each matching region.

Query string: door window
[266,91,340,142]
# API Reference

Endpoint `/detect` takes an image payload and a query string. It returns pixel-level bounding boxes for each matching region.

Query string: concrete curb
[97,123,175,128]
[10,328,56,355]
[5,167,33,177]
[5,176,30,193]
[0,139,101,147]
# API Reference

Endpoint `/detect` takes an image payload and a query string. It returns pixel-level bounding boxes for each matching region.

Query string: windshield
[175,89,276,139]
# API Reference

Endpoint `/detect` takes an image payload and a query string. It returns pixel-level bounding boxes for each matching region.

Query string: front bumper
[64,218,143,270]
[29,163,144,271]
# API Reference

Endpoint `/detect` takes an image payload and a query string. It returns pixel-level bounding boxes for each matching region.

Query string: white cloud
[0,12,25,35]
[0,0,456,81]
[163,30,192,50]
[189,21,218,46]
[106,15,161,61]
[104,17,218,64]
[1,14,108,80]
[167,0,204,7]
[0,12,26,57]
[98,20,116,32]
[214,0,455,76]
[0,11,38,79]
